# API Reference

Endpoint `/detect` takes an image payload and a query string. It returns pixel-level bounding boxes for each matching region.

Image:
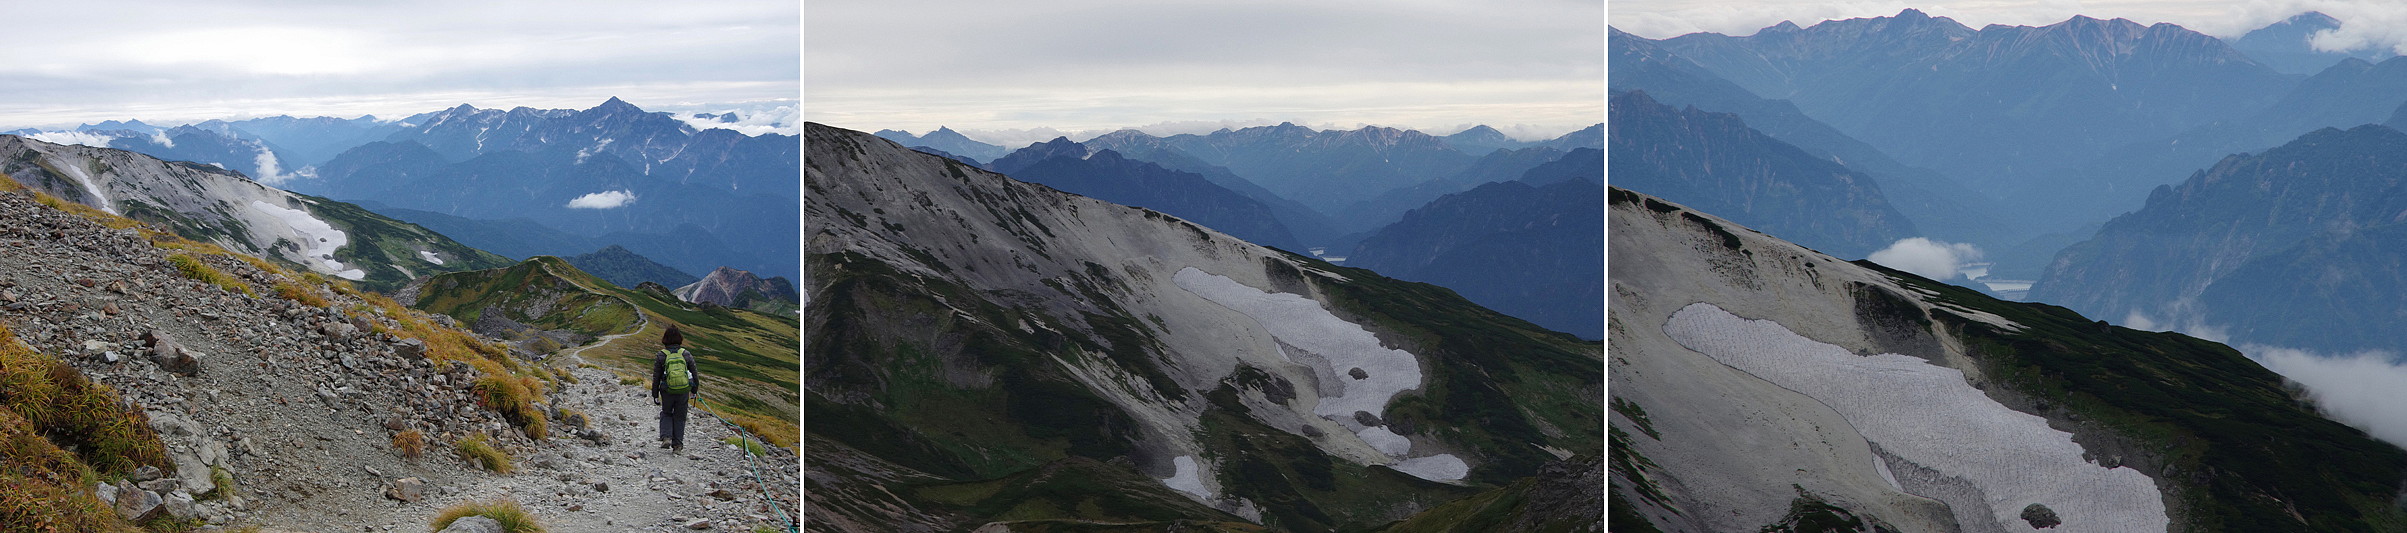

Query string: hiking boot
[660,441,672,449]
[672,444,683,454]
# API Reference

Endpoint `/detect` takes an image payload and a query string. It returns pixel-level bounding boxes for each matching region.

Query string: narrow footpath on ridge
[362,349,800,532]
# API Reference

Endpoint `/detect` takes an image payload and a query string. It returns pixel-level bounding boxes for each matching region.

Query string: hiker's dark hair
[662,326,684,347]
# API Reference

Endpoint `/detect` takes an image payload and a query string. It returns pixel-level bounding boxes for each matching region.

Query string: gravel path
[396,357,801,533]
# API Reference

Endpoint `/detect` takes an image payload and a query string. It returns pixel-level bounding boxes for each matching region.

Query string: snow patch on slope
[1173,267,1421,418]
[418,250,445,265]
[1175,266,1465,482]
[247,200,363,280]
[1664,302,2166,532]
[47,155,118,215]
[1160,455,1212,500]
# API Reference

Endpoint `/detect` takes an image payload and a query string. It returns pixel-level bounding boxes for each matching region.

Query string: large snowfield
[1665,302,2167,532]
[1173,266,1465,482]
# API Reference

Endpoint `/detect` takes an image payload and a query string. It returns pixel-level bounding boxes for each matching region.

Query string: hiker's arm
[650,351,665,397]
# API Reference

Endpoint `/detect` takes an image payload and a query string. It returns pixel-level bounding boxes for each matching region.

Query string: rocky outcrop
[672,266,795,310]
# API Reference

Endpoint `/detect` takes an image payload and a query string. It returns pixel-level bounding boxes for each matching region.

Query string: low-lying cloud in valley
[2244,345,2407,449]
[1868,237,1982,281]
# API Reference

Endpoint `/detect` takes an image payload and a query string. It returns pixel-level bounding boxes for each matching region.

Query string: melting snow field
[1664,303,2166,532]
[1174,267,1464,482]
[418,250,445,265]
[1160,455,1212,500]
[1173,267,1421,418]
[248,200,365,280]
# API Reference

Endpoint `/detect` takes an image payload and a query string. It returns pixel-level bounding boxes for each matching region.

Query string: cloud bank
[1868,237,1982,281]
[566,190,637,209]
[26,131,120,148]
[0,1,797,129]
[2243,345,2407,449]
[809,0,1599,139]
[666,101,798,136]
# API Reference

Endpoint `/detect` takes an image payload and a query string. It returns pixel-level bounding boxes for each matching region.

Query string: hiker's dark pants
[659,392,689,446]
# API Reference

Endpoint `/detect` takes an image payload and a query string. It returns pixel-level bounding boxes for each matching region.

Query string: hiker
[652,326,699,454]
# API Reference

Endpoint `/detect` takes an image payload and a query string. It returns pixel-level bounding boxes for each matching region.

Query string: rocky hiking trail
[0,185,795,532]
[412,356,800,533]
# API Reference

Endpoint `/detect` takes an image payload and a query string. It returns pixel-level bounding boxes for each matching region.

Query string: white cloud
[666,101,798,136]
[566,190,637,209]
[1867,237,1982,281]
[25,130,120,148]
[2242,344,2407,449]
[250,147,300,185]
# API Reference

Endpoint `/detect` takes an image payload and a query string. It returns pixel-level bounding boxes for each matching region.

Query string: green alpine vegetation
[413,256,798,449]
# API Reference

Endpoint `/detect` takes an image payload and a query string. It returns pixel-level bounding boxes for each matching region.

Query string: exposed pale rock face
[671,266,794,307]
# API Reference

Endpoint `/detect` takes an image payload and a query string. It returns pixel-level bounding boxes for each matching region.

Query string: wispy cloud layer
[0,1,796,128]
[809,0,1601,138]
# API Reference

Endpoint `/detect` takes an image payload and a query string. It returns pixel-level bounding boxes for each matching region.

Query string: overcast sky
[1610,0,2407,50]
[0,0,798,130]
[805,0,1605,143]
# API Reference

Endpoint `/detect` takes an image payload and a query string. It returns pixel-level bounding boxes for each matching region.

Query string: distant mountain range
[2035,124,2407,354]
[2228,12,2396,75]
[1346,151,1601,340]
[983,137,1304,251]
[564,244,698,289]
[874,127,1009,162]
[1608,90,1915,259]
[1610,27,2024,256]
[1641,9,2296,237]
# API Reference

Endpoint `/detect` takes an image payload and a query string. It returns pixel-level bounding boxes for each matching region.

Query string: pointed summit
[593,96,641,113]
[988,136,1091,174]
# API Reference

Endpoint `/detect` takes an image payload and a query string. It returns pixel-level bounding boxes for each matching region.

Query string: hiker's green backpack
[663,348,695,394]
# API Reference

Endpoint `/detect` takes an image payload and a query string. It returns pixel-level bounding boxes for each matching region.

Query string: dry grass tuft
[452,433,512,474]
[166,253,254,297]
[429,498,545,533]
[393,429,428,459]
